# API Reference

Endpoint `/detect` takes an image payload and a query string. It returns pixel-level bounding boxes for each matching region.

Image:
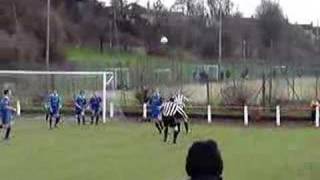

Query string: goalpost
[0,70,114,123]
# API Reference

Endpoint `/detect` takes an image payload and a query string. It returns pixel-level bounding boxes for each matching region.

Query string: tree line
[0,0,319,67]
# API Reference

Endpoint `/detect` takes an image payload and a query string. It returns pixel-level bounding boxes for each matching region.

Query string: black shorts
[75,109,84,115]
[174,113,184,119]
[91,109,100,116]
[174,107,186,120]
[162,116,178,128]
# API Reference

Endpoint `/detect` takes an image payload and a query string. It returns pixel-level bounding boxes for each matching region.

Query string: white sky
[100,0,320,24]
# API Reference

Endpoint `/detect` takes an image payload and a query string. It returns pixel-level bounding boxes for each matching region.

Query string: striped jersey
[161,101,188,120]
[174,94,189,108]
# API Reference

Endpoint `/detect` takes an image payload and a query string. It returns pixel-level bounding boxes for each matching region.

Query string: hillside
[1,0,320,69]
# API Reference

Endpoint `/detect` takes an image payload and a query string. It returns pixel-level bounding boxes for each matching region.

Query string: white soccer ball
[160,36,168,45]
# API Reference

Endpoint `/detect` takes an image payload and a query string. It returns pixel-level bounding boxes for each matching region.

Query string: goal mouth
[0,70,115,123]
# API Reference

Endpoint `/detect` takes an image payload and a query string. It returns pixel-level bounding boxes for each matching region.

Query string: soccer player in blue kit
[74,90,87,125]
[0,89,16,140]
[89,92,102,125]
[149,90,163,134]
[48,90,62,129]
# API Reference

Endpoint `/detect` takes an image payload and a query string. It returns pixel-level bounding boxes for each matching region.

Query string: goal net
[0,71,114,123]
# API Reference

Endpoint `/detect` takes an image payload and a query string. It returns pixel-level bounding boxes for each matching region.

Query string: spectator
[186,140,223,180]
[143,86,150,103]
[199,71,209,83]
[310,99,319,121]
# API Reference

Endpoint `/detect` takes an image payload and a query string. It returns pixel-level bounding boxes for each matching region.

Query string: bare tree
[207,0,234,19]
[172,0,206,17]
[153,0,166,12]
[0,0,67,65]
[111,0,128,49]
[256,0,285,48]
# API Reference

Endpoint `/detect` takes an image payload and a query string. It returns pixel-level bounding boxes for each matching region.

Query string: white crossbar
[0,70,113,76]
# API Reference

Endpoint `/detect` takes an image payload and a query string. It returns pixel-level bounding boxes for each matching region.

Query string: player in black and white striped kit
[161,97,188,144]
[173,91,190,133]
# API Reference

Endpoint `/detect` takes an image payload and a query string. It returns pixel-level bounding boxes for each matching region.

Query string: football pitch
[0,118,320,180]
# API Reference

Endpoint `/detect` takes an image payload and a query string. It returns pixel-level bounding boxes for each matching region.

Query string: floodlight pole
[46,0,51,71]
[46,0,51,91]
[243,40,247,62]
[218,2,222,80]
[317,20,320,52]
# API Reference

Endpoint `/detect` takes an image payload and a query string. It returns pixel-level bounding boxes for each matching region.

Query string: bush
[249,107,264,121]
[220,83,255,106]
[134,86,150,104]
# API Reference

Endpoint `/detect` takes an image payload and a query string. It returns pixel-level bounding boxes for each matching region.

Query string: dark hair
[3,89,9,95]
[186,140,223,179]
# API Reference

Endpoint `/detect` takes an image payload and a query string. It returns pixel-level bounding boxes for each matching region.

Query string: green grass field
[1,118,320,180]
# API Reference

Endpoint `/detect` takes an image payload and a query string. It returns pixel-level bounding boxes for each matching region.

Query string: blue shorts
[1,112,12,125]
[150,108,161,120]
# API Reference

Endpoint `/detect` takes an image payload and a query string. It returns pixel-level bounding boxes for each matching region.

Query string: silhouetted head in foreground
[186,140,223,180]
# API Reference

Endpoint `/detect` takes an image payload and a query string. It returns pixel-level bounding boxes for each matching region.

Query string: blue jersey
[75,95,87,111]
[1,96,11,114]
[149,94,162,109]
[89,96,102,111]
[49,93,61,111]
[149,94,162,119]
[1,96,12,123]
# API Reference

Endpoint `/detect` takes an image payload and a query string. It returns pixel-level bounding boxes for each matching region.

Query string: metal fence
[108,60,320,109]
